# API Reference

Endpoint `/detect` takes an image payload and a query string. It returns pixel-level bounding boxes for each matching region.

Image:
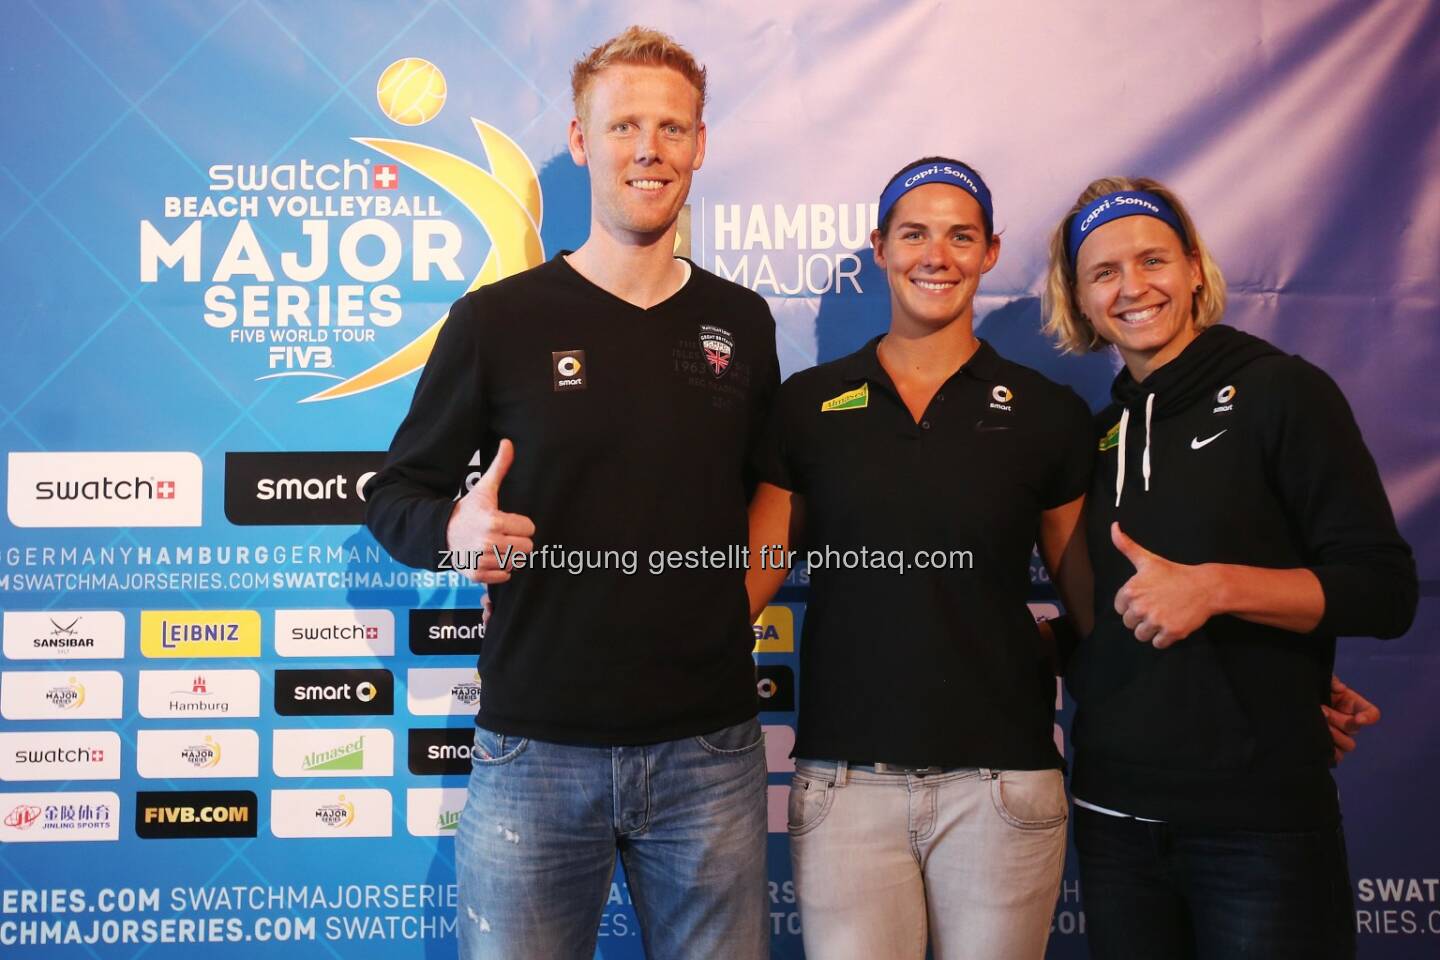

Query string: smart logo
[224,452,386,525]
[273,669,394,716]
[7,452,202,528]
[408,609,485,655]
[756,665,796,712]
[407,728,474,775]
[135,790,257,839]
[141,611,261,658]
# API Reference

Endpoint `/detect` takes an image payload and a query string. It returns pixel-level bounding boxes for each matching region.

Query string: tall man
[366,26,777,960]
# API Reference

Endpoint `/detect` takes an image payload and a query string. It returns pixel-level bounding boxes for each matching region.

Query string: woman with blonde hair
[1044,176,1416,959]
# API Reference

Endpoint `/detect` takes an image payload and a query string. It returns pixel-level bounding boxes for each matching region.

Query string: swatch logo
[0,731,121,781]
[7,452,202,528]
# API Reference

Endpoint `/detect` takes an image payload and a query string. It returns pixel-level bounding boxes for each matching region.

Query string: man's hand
[1324,674,1381,764]
[446,439,535,584]
[1112,523,1215,649]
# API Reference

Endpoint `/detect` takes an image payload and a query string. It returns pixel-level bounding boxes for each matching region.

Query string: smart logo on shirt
[1213,384,1236,413]
[553,351,586,392]
[989,385,1014,412]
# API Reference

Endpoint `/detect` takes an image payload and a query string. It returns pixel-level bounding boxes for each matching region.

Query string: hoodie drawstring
[1114,393,1155,507]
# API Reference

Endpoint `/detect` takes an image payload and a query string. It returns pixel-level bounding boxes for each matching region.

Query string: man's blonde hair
[1043,176,1227,354]
[571,26,707,123]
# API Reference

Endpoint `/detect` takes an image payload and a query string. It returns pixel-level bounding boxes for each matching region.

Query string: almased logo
[274,609,395,657]
[0,791,120,843]
[406,668,481,716]
[224,452,387,525]
[7,452,202,528]
[408,609,484,655]
[0,670,123,720]
[2,611,125,660]
[0,731,121,781]
[137,669,261,718]
[136,729,260,779]
[405,787,466,837]
[135,790,257,839]
[272,728,394,778]
[141,611,261,658]
[270,788,392,838]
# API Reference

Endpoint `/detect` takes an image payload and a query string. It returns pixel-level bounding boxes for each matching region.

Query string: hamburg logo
[700,325,734,378]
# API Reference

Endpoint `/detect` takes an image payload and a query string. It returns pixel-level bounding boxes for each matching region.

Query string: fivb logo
[270,789,392,838]
[272,729,394,778]
[0,791,120,843]
[2,611,126,660]
[136,729,260,779]
[138,54,545,404]
[138,669,261,718]
[274,609,394,657]
[7,452,201,528]
[0,670,123,720]
[141,611,261,658]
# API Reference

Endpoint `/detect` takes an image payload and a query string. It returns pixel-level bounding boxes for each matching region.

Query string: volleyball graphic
[376,58,447,126]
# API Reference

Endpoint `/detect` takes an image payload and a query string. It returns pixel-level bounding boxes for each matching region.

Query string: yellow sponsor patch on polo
[1098,421,1120,452]
[820,383,868,413]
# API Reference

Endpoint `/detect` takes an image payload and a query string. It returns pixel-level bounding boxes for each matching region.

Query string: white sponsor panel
[135,729,260,779]
[0,791,120,842]
[272,728,394,778]
[274,609,395,657]
[137,669,261,718]
[407,667,482,716]
[3,611,125,660]
[0,731,121,781]
[763,724,796,774]
[406,787,466,837]
[7,451,202,528]
[1,671,124,720]
[270,788,392,838]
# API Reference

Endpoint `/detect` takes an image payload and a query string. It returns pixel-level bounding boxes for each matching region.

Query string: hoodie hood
[1106,325,1283,506]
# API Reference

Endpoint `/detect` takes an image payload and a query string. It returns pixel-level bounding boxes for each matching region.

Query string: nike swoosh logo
[1191,430,1227,449]
[974,420,1011,433]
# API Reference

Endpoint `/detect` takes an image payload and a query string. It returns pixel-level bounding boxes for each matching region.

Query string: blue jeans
[454,718,769,960]
[1073,806,1356,959]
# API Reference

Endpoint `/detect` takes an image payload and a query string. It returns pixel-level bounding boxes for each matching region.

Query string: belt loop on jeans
[833,760,849,787]
[980,767,999,780]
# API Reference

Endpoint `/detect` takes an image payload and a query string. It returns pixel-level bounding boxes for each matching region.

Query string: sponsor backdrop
[1,2,1435,957]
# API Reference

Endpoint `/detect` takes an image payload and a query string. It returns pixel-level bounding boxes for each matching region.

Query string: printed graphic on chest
[672,336,746,408]
[699,324,735,378]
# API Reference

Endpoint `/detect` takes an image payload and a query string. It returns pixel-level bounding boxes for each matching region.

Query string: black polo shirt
[760,336,1093,769]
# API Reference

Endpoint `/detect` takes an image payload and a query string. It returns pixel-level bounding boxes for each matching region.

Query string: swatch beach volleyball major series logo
[137,57,544,403]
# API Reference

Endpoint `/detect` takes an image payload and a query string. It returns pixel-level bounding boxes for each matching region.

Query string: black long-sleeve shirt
[366,254,779,744]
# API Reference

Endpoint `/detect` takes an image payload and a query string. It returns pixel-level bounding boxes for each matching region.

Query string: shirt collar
[837,336,1001,384]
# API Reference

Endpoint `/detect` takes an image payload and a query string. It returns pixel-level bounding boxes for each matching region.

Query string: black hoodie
[1069,325,1417,829]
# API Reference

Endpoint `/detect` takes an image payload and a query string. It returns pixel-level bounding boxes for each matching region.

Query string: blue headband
[878,161,993,234]
[1065,190,1187,267]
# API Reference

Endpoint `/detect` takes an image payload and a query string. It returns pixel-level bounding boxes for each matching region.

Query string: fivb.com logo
[136,58,544,403]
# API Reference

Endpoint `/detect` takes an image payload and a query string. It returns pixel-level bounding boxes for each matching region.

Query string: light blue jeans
[788,760,1067,960]
[454,718,769,960]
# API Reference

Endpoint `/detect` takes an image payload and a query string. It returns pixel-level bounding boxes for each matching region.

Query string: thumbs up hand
[446,439,536,584]
[1111,522,1214,649]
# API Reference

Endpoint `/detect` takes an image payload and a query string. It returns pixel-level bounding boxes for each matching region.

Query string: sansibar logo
[224,452,386,525]
[135,790,257,839]
[274,669,394,716]
[408,609,485,655]
[0,670,123,720]
[273,728,394,778]
[0,791,120,843]
[7,452,202,528]
[0,731,121,781]
[408,728,474,775]
[138,669,261,718]
[2,611,126,660]
[140,610,261,658]
[274,609,394,657]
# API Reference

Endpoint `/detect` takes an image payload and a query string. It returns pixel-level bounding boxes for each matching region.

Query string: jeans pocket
[787,775,834,836]
[695,717,764,756]
[990,769,1068,830]
[470,724,527,766]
